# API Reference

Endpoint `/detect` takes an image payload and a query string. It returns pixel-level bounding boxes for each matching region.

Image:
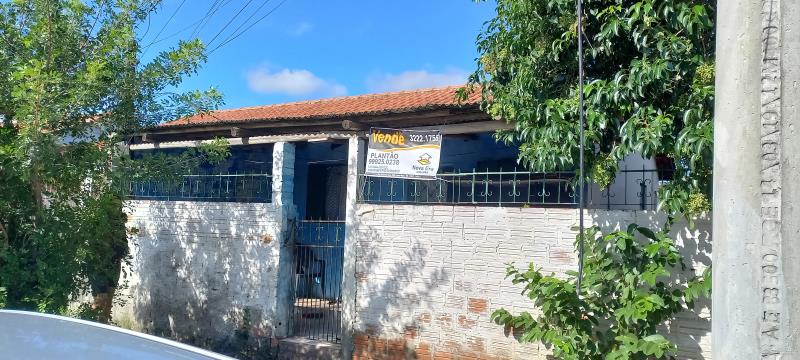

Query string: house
[115,87,711,359]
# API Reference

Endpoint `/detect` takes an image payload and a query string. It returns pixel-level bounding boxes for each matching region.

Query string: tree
[461,0,714,358]
[462,0,714,217]
[0,0,223,318]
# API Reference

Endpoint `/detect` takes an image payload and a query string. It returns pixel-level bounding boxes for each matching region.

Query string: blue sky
[141,1,496,109]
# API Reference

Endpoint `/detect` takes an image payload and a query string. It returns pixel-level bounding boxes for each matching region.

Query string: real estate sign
[365,128,442,180]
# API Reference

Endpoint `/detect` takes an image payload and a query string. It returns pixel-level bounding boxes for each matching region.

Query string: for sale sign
[364,128,442,180]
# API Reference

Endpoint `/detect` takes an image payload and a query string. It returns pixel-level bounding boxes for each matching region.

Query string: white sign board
[364,128,442,180]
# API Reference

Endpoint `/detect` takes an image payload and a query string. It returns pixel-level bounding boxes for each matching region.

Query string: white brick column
[341,136,365,358]
[272,142,295,209]
[271,142,296,337]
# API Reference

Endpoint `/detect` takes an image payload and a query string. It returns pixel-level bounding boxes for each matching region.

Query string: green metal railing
[127,173,272,203]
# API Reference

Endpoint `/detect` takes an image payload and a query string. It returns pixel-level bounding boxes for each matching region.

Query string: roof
[160,86,481,129]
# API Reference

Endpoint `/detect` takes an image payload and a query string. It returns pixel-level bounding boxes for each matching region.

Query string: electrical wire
[146,0,187,47]
[191,0,230,39]
[211,0,273,48]
[206,0,256,48]
[208,0,288,55]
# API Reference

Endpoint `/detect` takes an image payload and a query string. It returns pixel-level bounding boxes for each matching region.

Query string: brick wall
[114,200,286,351]
[351,205,712,360]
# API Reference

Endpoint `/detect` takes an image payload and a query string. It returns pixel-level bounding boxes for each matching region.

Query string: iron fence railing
[358,168,672,210]
[292,220,345,343]
[358,170,576,206]
[126,173,272,203]
[589,167,673,210]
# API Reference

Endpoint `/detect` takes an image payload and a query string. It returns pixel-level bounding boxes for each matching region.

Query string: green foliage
[492,226,711,360]
[463,0,715,216]
[64,302,104,322]
[466,1,716,358]
[0,0,224,313]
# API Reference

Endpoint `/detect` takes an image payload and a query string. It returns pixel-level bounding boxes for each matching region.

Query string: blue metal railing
[358,170,576,206]
[127,173,272,203]
[590,167,672,210]
[358,168,671,210]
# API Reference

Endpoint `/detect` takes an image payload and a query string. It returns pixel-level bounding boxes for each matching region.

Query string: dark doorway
[290,144,348,344]
[305,164,347,221]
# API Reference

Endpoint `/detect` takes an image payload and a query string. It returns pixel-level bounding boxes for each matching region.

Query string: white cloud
[367,69,470,92]
[289,22,313,36]
[246,67,347,97]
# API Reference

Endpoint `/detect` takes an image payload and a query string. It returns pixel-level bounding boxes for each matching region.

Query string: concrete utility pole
[713,0,800,358]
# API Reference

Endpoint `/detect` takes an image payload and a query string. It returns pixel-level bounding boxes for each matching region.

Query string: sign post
[364,128,442,180]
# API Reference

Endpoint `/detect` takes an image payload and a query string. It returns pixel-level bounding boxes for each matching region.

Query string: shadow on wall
[352,217,451,359]
[351,206,712,360]
[592,210,713,359]
[115,200,283,359]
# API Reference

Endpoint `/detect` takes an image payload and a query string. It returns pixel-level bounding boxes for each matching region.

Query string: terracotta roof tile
[160,86,481,128]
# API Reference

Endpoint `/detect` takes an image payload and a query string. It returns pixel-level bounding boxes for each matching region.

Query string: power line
[147,0,187,47]
[141,0,228,53]
[213,0,273,47]
[191,0,229,39]
[144,16,205,48]
[208,0,288,54]
[206,0,256,48]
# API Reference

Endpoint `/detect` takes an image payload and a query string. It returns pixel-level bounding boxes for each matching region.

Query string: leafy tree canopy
[0,0,224,313]
[462,0,715,216]
[463,1,716,358]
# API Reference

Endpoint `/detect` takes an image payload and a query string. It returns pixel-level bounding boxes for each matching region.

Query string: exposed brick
[387,339,406,352]
[415,343,433,360]
[459,353,480,360]
[349,204,712,360]
[467,298,488,314]
[418,312,432,324]
[355,334,372,349]
[373,338,388,356]
[432,352,454,360]
[355,272,369,283]
[457,315,477,329]
[466,336,484,352]
[404,326,418,340]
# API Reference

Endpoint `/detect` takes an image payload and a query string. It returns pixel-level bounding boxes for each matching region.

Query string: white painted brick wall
[114,200,285,346]
[352,205,712,360]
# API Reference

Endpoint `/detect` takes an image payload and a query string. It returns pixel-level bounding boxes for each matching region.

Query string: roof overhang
[134,105,494,144]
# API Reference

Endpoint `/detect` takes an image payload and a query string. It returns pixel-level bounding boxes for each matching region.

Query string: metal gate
[291,220,345,343]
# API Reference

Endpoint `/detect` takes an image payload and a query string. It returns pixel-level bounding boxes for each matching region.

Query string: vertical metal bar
[541,175,546,204]
[512,168,518,204]
[367,176,372,203]
[576,0,587,294]
[527,172,532,205]
[498,167,503,206]
[292,223,300,337]
[456,171,461,203]
[323,223,328,341]
[640,165,647,210]
[624,164,628,207]
[471,169,476,203]
[484,168,490,204]
[557,173,562,204]
[378,177,383,203]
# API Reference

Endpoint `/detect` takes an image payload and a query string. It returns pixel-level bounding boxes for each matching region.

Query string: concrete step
[277,337,342,360]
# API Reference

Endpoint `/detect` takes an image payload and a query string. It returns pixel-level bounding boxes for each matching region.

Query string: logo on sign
[417,153,432,165]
